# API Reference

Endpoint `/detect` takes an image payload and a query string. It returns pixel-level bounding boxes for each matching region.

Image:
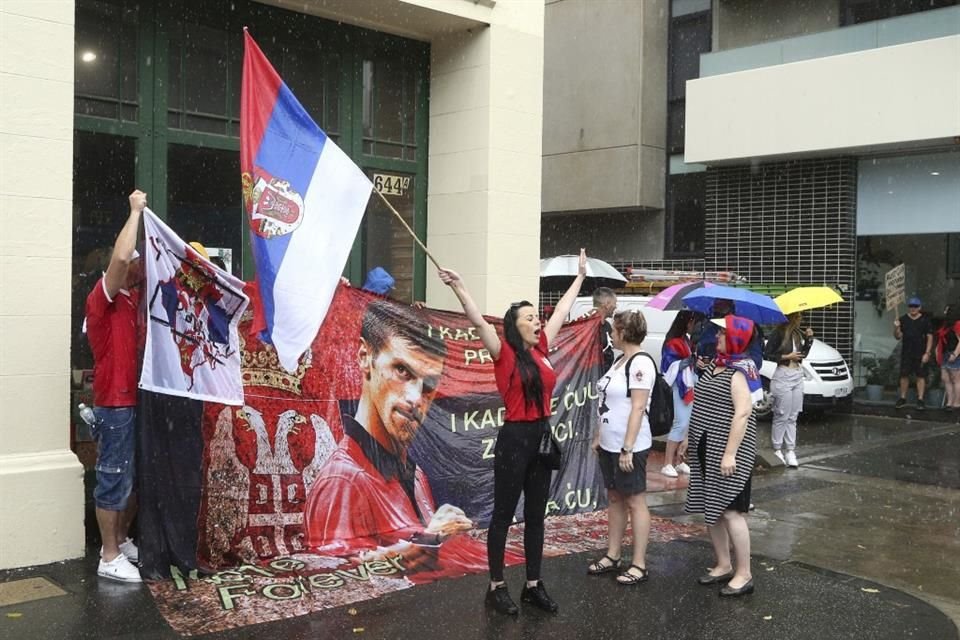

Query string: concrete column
[0,0,85,569]
[425,1,545,315]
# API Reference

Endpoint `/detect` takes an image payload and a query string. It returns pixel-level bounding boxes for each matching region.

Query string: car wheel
[754,377,773,420]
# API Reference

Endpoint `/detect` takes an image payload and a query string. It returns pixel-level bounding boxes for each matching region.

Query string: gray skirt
[598,449,649,496]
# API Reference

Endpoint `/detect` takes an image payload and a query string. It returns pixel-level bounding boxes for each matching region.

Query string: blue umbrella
[682,285,787,325]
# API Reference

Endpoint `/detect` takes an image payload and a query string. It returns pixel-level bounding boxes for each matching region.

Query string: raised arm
[544,248,587,345]
[438,268,502,360]
[103,190,146,298]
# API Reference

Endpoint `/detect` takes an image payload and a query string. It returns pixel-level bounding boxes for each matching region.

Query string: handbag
[538,426,562,470]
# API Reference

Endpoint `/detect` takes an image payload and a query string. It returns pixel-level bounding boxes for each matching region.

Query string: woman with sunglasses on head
[438,249,588,616]
[683,315,761,597]
[587,309,654,586]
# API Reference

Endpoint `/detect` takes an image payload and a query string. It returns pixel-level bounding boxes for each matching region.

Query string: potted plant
[864,359,885,402]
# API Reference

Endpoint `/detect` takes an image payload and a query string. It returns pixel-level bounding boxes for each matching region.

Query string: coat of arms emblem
[243,170,305,238]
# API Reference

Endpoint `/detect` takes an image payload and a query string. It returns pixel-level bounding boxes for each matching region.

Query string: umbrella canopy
[539,255,627,288]
[646,281,715,311]
[682,285,787,325]
[774,286,844,315]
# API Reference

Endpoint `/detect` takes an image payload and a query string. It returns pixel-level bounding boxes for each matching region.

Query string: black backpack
[623,352,674,437]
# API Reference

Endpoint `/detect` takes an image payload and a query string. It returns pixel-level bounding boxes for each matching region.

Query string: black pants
[487,419,552,582]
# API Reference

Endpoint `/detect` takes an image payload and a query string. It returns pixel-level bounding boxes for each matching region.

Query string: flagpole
[374,188,442,270]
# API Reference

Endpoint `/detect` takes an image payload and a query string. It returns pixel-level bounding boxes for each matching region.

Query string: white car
[569,296,853,417]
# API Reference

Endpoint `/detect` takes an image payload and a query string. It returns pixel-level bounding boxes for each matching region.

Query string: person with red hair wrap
[683,315,759,597]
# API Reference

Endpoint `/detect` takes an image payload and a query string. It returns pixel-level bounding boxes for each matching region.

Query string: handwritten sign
[884,263,905,311]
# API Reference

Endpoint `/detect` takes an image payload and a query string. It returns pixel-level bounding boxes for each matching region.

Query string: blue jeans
[667,385,693,442]
[92,406,136,511]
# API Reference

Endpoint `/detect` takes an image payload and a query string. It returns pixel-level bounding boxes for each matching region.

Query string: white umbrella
[539,255,627,283]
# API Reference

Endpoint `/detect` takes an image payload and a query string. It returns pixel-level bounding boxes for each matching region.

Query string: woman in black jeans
[439,250,587,616]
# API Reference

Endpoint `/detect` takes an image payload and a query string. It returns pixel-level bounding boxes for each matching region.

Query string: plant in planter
[864,356,897,401]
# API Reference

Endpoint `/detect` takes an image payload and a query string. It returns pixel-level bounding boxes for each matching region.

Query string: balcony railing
[701,5,960,77]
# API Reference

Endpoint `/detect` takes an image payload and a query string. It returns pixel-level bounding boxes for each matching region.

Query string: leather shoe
[719,579,754,597]
[521,581,559,613]
[697,570,734,585]
[485,584,518,616]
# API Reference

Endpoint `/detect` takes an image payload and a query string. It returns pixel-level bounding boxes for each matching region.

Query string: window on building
[841,0,958,26]
[74,1,139,121]
[667,171,707,256]
[362,57,420,161]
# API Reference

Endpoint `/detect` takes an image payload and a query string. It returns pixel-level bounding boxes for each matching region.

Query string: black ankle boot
[520,580,559,613]
[485,584,518,615]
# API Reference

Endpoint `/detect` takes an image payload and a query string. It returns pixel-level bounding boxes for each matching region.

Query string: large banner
[196,285,605,572]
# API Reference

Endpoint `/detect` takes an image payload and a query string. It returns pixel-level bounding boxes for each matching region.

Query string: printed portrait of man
[303,299,484,576]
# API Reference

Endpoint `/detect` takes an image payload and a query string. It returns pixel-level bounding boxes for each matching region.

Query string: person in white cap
[83,190,146,583]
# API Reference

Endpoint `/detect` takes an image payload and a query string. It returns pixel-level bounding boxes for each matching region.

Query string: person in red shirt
[439,249,589,616]
[303,300,483,578]
[84,189,147,583]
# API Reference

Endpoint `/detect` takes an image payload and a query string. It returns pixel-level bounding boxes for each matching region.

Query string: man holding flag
[241,29,372,372]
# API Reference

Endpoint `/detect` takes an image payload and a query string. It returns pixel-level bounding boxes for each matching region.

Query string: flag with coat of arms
[241,29,372,372]
[140,208,250,405]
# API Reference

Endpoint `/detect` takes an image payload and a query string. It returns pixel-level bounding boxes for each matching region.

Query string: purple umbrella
[646,281,715,311]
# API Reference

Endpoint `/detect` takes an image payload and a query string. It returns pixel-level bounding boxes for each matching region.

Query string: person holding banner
[894,298,933,410]
[439,250,588,616]
[84,189,146,583]
[587,310,654,586]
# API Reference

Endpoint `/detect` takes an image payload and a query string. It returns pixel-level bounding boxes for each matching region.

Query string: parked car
[569,296,853,418]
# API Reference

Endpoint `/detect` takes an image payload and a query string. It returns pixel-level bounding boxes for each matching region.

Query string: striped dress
[683,365,757,526]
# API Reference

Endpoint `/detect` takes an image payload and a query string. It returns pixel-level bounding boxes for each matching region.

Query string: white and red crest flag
[140,208,250,405]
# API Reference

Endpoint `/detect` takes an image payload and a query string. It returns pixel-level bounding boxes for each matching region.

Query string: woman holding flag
[438,250,589,616]
[660,310,697,478]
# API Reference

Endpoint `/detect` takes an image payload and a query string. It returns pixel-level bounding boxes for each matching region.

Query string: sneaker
[661,464,679,478]
[485,584,518,616]
[676,462,691,475]
[895,398,906,409]
[97,553,142,583]
[521,581,559,613]
[784,450,799,468]
[773,450,786,465]
[101,538,139,564]
[916,398,925,411]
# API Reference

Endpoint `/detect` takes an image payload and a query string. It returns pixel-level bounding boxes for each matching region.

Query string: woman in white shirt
[587,310,655,585]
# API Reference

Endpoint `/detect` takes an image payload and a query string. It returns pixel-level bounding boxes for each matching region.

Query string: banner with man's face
[195,285,605,570]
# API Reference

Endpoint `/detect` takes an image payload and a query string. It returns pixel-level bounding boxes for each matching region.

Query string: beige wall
[425,0,546,314]
[541,0,667,213]
[0,0,86,569]
[714,0,839,51]
[685,35,960,164]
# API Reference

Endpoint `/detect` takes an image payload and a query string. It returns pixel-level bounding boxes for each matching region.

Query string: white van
[569,296,853,417]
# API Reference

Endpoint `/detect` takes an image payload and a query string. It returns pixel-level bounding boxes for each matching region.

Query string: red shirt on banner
[494,331,557,421]
[85,277,140,407]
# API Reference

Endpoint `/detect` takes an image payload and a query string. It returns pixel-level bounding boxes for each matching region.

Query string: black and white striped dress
[683,365,757,526]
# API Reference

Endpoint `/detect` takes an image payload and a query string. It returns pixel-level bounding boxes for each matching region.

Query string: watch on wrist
[620,447,631,454]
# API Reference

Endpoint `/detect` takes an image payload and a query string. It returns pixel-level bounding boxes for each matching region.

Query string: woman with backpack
[587,310,655,586]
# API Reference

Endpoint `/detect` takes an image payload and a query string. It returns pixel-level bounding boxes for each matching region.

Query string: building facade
[0,0,545,569]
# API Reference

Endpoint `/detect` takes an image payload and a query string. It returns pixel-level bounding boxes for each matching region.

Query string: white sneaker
[785,450,799,468]
[661,464,679,478]
[101,537,139,564]
[97,553,142,583]
[676,462,691,475]
[773,450,786,465]
[119,537,139,563]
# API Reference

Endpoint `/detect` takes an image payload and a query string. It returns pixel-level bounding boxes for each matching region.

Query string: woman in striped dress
[683,315,759,597]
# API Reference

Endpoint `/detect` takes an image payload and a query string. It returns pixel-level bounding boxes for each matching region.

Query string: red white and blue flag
[241,30,372,372]
[140,209,250,405]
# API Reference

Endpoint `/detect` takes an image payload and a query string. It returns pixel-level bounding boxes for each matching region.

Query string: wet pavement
[1,412,959,639]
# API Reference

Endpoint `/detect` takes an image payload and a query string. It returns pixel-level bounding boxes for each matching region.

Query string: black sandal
[616,564,649,585]
[587,554,621,575]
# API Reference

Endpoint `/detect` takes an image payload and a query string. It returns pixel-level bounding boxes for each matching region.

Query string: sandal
[587,554,621,575]
[616,564,649,585]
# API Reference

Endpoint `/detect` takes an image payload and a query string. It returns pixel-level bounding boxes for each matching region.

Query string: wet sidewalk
[1,538,956,640]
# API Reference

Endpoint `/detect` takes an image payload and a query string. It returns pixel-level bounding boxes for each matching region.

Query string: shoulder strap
[624,352,658,397]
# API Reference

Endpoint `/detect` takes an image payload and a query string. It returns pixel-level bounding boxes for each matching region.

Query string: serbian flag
[140,208,250,405]
[241,30,372,372]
